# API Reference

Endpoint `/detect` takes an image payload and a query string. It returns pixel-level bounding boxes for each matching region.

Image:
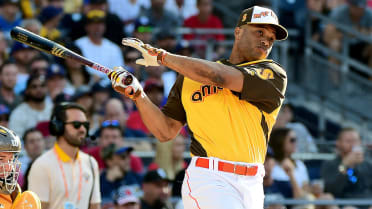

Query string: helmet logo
[242,14,247,22]
[11,138,20,147]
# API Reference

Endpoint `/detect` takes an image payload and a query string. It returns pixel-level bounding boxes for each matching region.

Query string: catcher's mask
[0,126,21,194]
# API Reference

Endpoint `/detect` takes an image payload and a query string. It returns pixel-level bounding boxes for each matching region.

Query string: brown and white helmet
[0,126,21,194]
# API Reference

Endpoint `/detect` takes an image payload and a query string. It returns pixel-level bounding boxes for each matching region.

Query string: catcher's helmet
[0,125,21,194]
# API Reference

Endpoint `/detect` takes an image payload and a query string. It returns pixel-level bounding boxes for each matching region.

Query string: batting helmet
[0,126,21,194]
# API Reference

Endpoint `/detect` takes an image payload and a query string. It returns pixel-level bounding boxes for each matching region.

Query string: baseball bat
[10,26,133,85]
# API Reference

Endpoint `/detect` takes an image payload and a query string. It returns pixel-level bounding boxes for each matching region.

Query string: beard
[26,93,46,103]
[64,131,85,147]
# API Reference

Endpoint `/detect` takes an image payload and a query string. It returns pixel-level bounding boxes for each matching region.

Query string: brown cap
[236,6,288,41]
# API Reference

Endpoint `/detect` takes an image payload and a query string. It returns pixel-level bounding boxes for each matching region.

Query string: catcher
[0,125,41,209]
[110,6,287,209]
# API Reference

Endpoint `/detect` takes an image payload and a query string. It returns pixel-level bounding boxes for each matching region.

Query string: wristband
[157,51,167,65]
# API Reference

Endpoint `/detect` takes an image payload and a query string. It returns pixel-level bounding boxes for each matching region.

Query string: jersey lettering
[191,85,223,102]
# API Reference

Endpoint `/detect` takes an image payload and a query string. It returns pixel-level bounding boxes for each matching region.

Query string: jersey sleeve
[232,61,287,113]
[161,75,187,124]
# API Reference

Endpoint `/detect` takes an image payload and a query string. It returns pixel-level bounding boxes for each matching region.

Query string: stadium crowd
[1,0,372,208]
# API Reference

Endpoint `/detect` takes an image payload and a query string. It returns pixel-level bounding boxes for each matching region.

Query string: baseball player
[110,6,287,209]
[0,125,41,209]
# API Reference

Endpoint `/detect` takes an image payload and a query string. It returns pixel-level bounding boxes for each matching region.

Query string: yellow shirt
[162,59,287,164]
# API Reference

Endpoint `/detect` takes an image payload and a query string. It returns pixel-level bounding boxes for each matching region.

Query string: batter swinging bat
[10,26,133,85]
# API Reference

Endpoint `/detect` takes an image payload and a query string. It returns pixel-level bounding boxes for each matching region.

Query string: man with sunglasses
[28,102,101,209]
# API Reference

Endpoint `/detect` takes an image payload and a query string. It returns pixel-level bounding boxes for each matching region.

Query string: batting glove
[122,38,167,67]
[109,67,144,100]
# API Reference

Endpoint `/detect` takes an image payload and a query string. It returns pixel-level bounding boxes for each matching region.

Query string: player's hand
[109,67,144,100]
[122,38,167,67]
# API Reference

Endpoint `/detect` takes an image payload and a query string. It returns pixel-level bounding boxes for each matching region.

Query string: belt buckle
[233,162,247,175]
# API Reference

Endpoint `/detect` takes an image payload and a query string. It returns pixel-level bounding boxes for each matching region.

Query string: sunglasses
[290,138,297,143]
[101,120,120,128]
[64,121,90,130]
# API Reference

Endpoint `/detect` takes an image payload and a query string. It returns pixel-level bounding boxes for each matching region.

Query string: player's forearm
[134,96,182,142]
[163,53,243,92]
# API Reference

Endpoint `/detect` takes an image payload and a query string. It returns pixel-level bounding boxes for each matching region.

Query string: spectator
[74,9,124,82]
[140,0,181,30]
[132,16,154,44]
[0,61,22,110]
[38,6,64,41]
[164,0,198,21]
[323,0,372,67]
[123,48,147,81]
[91,81,110,114]
[0,31,8,66]
[45,63,74,102]
[183,0,225,42]
[29,55,50,77]
[18,128,46,188]
[28,102,101,209]
[61,44,92,90]
[113,187,141,209]
[154,31,178,53]
[107,0,151,34]
[10,42,40,94]
[321,127,372,198]
[183,0,225,58]
[148,135,187,180]
[20,19,42,35]
[0,0,22,40]
[269,128,310,199]
[264,147,286,209]
[126,79,165,135]
[274,103,318,153]
[9,75,53,137]
[141,169,174,209]
[84,119,144,174]
[71,86,99,135]
[103,98,147,137]
[62,0,125,45]
[0,104,10,128]
[100,144,142,208]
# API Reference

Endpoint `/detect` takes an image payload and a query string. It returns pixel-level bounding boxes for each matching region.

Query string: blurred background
[1,0,372,208]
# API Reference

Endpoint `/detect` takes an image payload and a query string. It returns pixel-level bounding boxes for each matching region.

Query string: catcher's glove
[109,67,144,100]
[122,38,167,67]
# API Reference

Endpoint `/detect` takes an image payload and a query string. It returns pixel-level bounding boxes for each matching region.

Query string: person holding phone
[321,127,372,198]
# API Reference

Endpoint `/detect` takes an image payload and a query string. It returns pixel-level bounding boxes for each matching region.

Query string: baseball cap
[143,168,170,183]
[10,42,32,55]
[115,191,139,206]
[85,10,106,24]
[71,86,92,101]
[38,6,63,24]
[46,63,66,79]
[101,144,133,160]
[134,16,153,33]
[236,6,288,41]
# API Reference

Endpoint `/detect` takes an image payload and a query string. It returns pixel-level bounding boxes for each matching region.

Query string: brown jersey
[162,59,287,164]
